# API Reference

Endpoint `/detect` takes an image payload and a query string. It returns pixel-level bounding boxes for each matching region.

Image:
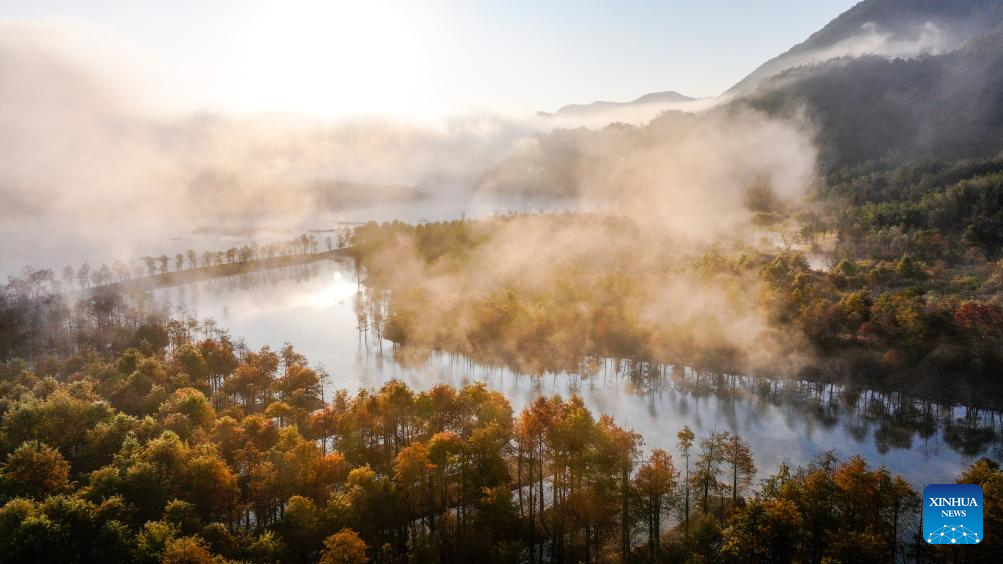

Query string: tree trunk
[621,466,630,560]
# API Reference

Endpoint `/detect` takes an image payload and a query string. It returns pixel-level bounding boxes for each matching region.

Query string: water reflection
[151,259,1003,486]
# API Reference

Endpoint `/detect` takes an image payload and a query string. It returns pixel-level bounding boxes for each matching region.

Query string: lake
[151,258,1003,487]
[0,193,566,277]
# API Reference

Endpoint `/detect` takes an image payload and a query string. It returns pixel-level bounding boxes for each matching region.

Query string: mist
[476,106,817,238]
[770,20,952,79]
[0,25,527,221]
[729,13,990,97]
[355,104,821,375]
[0,23,546,272]
[1,19,823,375]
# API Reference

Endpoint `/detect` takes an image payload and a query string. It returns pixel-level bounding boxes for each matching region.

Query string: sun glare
[230,1,427,117]
[312,269,359,309]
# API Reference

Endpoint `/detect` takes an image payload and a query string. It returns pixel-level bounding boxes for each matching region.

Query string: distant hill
[547,90,695,117]
[729,0,1003,94]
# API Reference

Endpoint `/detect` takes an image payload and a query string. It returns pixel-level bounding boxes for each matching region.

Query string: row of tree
[33,232,349,292]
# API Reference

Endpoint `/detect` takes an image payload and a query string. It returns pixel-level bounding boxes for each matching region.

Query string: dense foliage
[2,154,1002,561]
[349,205,1003,380]
[827,158,1003,260]
[747,18,1003,171]
[2,275,1000,562]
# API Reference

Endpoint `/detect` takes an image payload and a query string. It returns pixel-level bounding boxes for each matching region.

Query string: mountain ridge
[729,0,1003,94]
[547,90,696,117]
[741,14,1003,169]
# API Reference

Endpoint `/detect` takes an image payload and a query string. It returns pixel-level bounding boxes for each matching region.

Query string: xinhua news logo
[923,484,983,545]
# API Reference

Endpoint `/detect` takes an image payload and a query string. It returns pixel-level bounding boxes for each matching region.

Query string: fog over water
[0,22,811,279]
[6,13,1003,494]
[0,193,562,276]
[151,259,1003,487]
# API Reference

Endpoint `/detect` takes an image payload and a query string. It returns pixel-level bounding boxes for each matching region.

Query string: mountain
[547,90,695,117]
[484,0,1003,197]
[729,0,1003,94]
[740,2,1003,170]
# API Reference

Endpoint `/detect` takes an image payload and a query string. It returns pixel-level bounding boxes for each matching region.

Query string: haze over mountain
[742,0,1003,169]
[729,0,1003,94]
[479,0,1003,198]
[5,0,1003,255]
[545,90,696,118]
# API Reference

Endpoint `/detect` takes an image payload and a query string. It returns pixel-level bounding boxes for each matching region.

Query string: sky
[0,0,858,118]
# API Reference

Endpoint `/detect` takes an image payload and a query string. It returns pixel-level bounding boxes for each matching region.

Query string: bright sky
[2,0,858,118]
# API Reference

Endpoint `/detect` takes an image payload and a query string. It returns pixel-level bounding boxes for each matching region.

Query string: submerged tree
[677,425,695,539]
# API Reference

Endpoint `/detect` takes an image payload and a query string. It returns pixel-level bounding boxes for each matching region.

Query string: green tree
[320,528,368,564]
[0,441,70,500]
[161,536,217,564]
[159,388,216,439]
[633,448,677,559]
[677,426,695,538]
[722,433,756,503]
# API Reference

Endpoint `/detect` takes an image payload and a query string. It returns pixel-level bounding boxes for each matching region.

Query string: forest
[348,158,1003,383]
[6,1,1003,562]
[0,254,1000,563]
[1,157,1001,563]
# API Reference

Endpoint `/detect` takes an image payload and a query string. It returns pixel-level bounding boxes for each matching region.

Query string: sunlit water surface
[151,259,1002,487]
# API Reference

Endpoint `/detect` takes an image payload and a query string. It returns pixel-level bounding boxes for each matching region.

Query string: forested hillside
[747,24,1003,170]
[730,0,1003,94]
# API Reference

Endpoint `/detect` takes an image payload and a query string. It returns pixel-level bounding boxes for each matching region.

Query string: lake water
[0,193,567,277]
[151,258,1003,488]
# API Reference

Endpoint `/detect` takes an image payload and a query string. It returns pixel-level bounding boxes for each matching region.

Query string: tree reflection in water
[151,259,1002,486]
